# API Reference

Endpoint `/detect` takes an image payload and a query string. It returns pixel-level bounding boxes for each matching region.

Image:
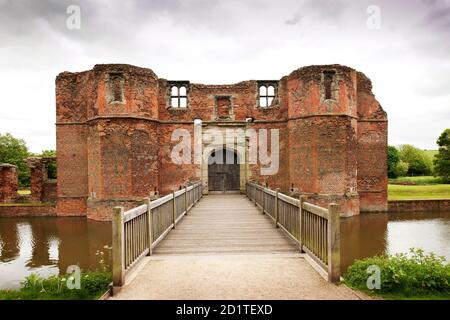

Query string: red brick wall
[356,72,388,212]
[42,181,57,203]
[0,204,55,217]
[55,63,387,220]
[0,164,18,203]
[388,199,450,212]
[286,65,360,216]
[56,69,90,215]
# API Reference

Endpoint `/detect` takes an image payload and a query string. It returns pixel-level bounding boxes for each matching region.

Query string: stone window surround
[257,80,278,108]
[321,70,338,102]
[213,95,235,120]
[167,81,190,110]
[107,72,126,105]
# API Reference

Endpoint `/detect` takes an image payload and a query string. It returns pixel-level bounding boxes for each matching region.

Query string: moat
[0,211,449,289]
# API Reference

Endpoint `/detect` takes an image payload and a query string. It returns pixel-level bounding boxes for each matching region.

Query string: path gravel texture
[110,194,367,300]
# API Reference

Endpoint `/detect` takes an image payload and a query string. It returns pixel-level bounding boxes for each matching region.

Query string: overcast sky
[0,0,449,153]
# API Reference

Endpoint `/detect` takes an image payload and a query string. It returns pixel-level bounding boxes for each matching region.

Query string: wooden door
[208,149,240,192]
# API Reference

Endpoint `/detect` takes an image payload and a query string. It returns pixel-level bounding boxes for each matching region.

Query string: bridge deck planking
[153,194,298,255]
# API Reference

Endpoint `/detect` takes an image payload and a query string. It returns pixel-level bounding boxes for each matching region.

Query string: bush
[393,160,409,177]
[0,271,111,300]
[344,248,450,297]
[388,146,400,178]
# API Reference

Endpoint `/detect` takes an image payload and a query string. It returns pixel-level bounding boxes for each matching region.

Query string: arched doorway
[208,149,240,192]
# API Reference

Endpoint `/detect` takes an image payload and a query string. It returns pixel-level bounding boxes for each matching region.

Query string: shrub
[344,248,450,297]
[0,271,111,300]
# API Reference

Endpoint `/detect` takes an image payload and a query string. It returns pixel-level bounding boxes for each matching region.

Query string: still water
[0,217,111,289]
[340,211,450,273]
[0,212,449,289]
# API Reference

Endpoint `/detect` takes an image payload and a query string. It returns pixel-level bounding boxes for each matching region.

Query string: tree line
[388,129,450,183]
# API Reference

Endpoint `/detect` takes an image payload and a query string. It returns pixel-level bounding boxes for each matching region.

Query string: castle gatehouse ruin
[55,64,387,220]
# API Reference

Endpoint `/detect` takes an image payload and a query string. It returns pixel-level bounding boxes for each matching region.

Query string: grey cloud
[285,12,302,25]
[0,0,235,45]
[0,0,449,151]
[408,0,450,58]
[284,0,349,26]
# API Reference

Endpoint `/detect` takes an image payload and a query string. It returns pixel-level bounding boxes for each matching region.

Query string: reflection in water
[0,220,20,263]
[341,211,450,274]
[0,218,111,289]
[1,212,449,288]
[340,212,388,273]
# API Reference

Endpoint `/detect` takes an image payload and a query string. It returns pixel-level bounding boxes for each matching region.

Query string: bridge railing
[112,182,203,290]
[246,181,340,283]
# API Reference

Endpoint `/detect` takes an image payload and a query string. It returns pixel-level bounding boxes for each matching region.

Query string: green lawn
[388,175,443,185]
[388,184,450,200]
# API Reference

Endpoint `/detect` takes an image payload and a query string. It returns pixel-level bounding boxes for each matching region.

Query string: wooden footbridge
[109,182,356,300]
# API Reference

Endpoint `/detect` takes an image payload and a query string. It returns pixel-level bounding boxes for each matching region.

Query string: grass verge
[389,176,443,185]
[388,184,450,200]
[0,271,111,300]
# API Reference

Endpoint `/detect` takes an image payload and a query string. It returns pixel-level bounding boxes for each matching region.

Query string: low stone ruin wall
[388,199,450,212]
[0,203,56,217]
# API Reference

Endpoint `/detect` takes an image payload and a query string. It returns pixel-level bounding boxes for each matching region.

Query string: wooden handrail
[112,182,203,292]
[246,181,340,283]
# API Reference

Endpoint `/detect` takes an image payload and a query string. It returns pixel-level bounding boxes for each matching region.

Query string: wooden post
[200,183,203,199]
[262,187,265,215]
[112,206,125,288]
[193,184,197,206]
[327,203,340,283]
[184,185,188,214]
[298,195,306,253]
[274,188,279,228]
[145,198,153,256]
[172,190,176,229]
[253,184,257,206]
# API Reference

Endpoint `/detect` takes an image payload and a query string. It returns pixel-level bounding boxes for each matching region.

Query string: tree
[393,160,409,177]
[0,133,30,186]
[388,146,400,178]
[40,150,57,179]
[398,144,433,176]
[434,129,450,183]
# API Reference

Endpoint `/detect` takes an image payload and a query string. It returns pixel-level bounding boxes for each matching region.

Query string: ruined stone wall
[356,72,388,212]
[0,204,55,217]
[0,164,18,203]
[388,199,450,212]
[286,65,360,216]
[55,70,91,215]
[26,157,57,204]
